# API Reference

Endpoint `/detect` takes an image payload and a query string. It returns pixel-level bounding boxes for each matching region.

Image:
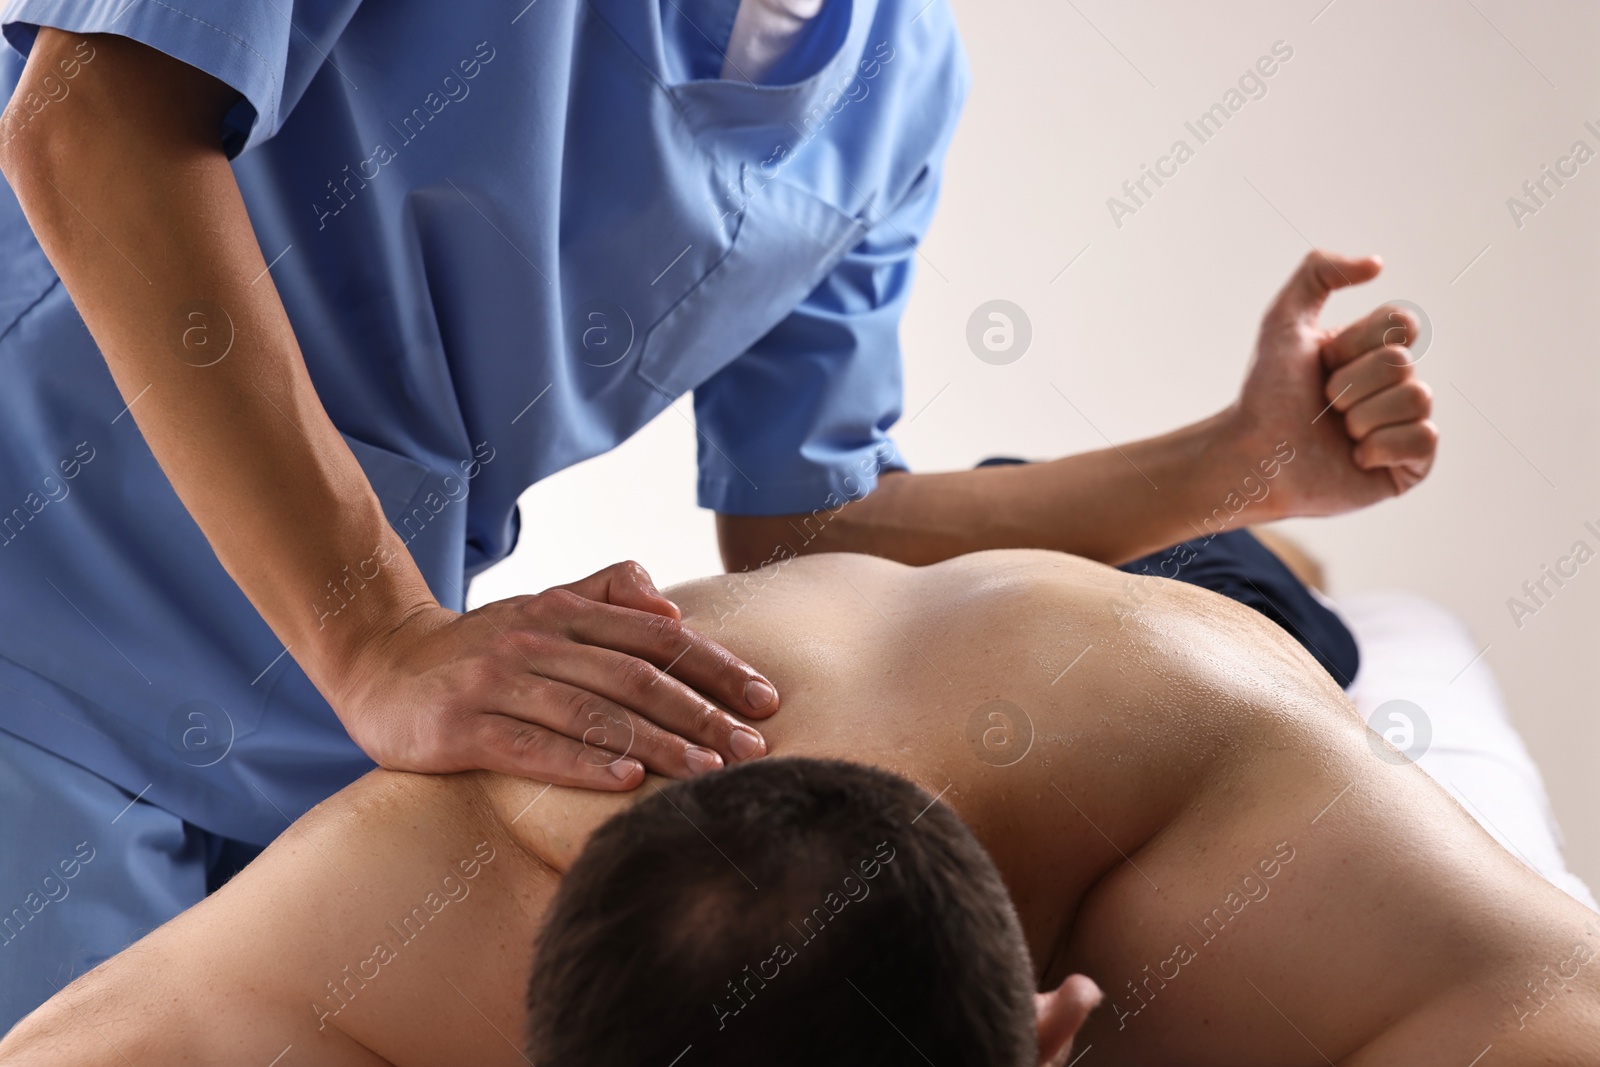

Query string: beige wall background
[472,1,1600,883]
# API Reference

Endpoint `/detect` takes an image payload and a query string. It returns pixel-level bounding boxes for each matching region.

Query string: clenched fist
[1230,250,1438,518]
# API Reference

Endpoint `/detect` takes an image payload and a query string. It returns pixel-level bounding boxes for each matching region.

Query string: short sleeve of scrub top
[0,0,359,158]
[692,26,970,516]
[694,157,948,515]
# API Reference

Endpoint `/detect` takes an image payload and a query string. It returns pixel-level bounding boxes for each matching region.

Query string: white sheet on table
[1331,589,1597,911]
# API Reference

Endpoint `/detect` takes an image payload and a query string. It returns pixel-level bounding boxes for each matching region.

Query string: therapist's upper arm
[0,30,236,195]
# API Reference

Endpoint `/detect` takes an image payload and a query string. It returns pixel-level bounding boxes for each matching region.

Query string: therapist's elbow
[0,31,98,189]
[0,84,68,199]
[0,105,102,251]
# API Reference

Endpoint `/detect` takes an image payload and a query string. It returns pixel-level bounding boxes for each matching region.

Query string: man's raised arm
[718,251,1436,571]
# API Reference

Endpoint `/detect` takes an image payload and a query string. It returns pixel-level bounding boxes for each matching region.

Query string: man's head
[526,757,1099,1066]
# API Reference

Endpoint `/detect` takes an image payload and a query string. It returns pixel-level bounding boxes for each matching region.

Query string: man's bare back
[3,550,1597,1066]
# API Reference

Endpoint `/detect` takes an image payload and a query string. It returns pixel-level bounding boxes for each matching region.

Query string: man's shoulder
[472,770,649,875]
[297,767,488,840]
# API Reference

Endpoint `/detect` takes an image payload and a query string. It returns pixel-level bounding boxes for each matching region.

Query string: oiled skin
[3,550,1598,1066]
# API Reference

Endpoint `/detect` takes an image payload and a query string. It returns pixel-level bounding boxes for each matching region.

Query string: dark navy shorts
[976,458,1360,688]
[1115,527,1360,688]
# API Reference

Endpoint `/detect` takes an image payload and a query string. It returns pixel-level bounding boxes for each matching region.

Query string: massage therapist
[0,0,1434,1032]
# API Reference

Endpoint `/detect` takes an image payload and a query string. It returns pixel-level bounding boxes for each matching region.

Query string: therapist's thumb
[553,560,681,619]
[1265,250,1382,327]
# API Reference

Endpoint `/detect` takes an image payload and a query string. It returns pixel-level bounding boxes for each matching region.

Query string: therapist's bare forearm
[719,408,1287,570]
[0,32,432,689]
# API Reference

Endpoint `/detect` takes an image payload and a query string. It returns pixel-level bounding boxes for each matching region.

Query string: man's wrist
[1189,403,1298,527]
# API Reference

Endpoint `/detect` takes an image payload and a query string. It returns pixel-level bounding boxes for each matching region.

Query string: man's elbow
[0,998,102,1067]
[717,503,872,572]
[717,513,812,573]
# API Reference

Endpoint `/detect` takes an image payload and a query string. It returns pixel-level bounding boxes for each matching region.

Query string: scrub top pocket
[634,171,869,398]
[566,0,872,404]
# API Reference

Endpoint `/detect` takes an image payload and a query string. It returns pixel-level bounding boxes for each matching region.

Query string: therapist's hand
[330,561,778,790]
[1228,250,1438,518]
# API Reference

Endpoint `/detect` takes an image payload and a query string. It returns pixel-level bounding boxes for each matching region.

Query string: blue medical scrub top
[0,0,968,842]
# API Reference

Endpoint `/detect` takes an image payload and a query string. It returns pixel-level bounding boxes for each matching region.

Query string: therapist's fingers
[518,642,768,771]
[469,713,645,791]
[1263,250,1382,328]
[1321,303,1418,369]
[553,559,682,621]
[1343,377,1434,441]
[552,593,782,721]
[1324,345,1417,411]
[487,673,729,783]
[337,579,779,787]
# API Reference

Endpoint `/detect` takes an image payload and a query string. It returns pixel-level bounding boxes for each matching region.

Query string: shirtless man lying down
[3,548,1598,1066]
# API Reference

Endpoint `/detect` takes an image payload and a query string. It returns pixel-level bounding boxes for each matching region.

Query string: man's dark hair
[525,757,1037,1066]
